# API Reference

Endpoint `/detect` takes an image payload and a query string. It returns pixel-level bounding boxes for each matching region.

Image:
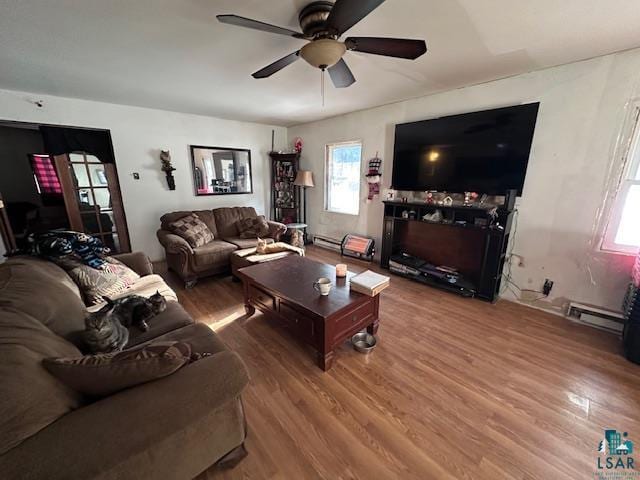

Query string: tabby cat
[102,291,167,332]
[81,303,129,354]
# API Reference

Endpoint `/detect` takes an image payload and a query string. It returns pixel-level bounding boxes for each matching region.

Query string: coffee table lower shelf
[241,280,379,371]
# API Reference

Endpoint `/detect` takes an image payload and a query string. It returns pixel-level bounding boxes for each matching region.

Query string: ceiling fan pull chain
[321,68,325,107]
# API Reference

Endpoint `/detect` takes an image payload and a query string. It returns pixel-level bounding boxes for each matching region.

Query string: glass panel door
[55,152,130,253]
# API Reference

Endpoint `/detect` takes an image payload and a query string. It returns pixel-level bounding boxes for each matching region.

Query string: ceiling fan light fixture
[300,39,346,69]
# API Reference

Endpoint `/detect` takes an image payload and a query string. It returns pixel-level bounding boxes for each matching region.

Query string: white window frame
[601,104,640,254]
[324,140,362,216]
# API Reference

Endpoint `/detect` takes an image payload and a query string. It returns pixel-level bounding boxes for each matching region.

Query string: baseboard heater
[566,301,624,334]
[312,235,342,252]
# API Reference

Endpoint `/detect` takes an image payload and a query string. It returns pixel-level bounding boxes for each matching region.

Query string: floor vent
[312,235,342,252]
[566,302,624,334]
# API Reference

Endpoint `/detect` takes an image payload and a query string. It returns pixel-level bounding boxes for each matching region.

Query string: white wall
[289,49,640,313]
[0,89,287,260]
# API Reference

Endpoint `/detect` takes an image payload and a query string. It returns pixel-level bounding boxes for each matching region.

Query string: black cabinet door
[381,217,394,268]
[477,231,505,302]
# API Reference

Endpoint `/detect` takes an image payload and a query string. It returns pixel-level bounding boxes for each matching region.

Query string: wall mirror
[190,145,253,196]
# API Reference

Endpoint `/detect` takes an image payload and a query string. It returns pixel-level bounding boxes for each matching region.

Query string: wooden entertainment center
[380,198,515,302]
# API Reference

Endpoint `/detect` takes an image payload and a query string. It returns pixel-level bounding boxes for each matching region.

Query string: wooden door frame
[104,162,131,252]
[53,154,83,231]
[0,193,17,254]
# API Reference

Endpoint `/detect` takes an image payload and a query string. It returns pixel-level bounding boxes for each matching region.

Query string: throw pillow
[237,216,270,239]
[55,256,140,306]
[43,341,192,397]
[168,213,214,248]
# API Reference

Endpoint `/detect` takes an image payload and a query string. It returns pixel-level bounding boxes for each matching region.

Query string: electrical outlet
[543,279,554,296]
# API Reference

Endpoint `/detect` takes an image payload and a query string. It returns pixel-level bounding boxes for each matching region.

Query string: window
[603,107,640,253]
[325,141,362,215]
[31,154,62,195]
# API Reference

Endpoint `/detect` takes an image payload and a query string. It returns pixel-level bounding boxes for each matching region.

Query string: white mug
[313,277,333,296]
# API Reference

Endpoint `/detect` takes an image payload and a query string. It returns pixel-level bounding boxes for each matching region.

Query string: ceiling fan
[217,0,427,88]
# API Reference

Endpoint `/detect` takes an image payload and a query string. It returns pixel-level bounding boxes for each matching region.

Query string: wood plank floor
[161,246,640,480]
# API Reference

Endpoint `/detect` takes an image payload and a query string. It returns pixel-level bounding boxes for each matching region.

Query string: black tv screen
[391,103,539,195]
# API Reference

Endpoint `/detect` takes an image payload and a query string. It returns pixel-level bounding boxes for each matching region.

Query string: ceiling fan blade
[328,59,356,88]
[252,51,300,79]
[345,37,427,59]
[326,0,386,36]
[217,14,304,38]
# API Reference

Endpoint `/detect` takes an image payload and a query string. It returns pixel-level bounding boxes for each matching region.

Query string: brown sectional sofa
[0,252,249,479]
[157,206,286,287]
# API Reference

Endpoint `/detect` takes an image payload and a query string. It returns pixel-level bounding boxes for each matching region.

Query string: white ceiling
[1,0,640,126]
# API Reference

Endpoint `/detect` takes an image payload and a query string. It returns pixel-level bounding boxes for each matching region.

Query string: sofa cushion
[223,236,274,250]
[43,342,192,397]
[0,309,84,455]
[148,323,229,357]
[212,207,258,238]
[86,274,178,314]
[0,257,87,340]
[161,210,218,238]
[167,213,215,248]
[126,301,194,348]
[237,216,270,238]
[192,240,237,269]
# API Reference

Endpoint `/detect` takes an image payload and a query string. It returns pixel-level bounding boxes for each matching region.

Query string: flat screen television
[391,103,539,195]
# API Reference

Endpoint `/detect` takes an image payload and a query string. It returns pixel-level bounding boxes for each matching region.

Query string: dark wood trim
[0,193,17,253]
[54,154,83,231]
[0,119,111,134]
[104,163,131,252]
[189,145,253,196]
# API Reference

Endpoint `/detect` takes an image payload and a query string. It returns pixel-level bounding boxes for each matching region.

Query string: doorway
[0,122,130,255]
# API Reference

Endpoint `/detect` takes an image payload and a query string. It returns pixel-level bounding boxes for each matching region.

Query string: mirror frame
[189,145,253,196]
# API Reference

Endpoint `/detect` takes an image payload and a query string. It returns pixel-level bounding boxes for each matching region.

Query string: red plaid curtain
[31,154,62,194]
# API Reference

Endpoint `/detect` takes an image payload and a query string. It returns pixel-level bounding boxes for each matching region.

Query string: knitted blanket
[27,230,111,269]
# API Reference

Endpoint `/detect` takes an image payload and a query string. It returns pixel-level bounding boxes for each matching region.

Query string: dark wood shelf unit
[269,152,300,224]
[381,200,514,302]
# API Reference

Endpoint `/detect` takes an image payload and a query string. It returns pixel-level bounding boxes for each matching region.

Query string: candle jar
[336,263,348,278]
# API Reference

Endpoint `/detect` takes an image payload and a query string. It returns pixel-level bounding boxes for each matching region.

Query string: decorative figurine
[464,191,479,206]
[488,207,499,226]
[365,153,382,203]
[294,137,303,153]
[160,150,176,190]
[425,191,435,204]
[423,210,443,222]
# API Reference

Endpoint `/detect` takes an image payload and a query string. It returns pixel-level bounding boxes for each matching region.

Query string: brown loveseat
[0,252,249,480]
[157,206,286,287]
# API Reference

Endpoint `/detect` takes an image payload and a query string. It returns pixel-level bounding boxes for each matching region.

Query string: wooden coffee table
[237,255,380,371]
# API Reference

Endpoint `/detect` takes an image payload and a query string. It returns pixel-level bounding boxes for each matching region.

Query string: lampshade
[294,170,315,188]
[300,39,346,69]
